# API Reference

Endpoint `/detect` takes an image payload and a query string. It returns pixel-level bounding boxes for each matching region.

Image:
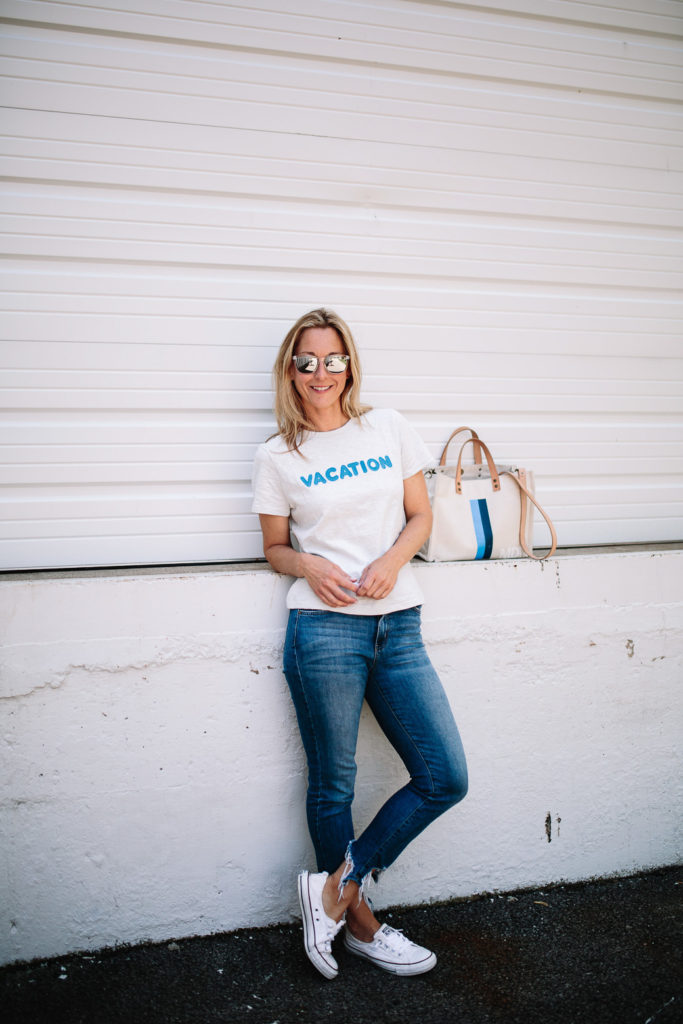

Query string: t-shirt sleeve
[251,445,291,516]
[394,411,433,479]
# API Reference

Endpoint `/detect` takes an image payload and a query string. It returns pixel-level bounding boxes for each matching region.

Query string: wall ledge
[1,541,681,583]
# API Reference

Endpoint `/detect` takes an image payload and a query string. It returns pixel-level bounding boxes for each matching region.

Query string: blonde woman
[252,309,467,979]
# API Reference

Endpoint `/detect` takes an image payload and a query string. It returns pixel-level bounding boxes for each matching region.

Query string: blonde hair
[272,308,371,452]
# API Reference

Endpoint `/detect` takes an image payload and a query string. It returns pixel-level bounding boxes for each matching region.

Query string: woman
[252,308,468,979]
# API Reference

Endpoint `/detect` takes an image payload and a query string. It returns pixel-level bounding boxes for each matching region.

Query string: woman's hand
[356,551,402,600]
[259,515,358,607]
[300,553,359,608]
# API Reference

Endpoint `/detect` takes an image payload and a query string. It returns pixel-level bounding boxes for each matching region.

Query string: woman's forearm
[265,544,360,607]
[264,543,305,578]
[387,509,432,568]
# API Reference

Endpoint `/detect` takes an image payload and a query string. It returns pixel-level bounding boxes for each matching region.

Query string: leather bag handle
[439,426,482,467]
[502,468,558,560]
[455,438,500,493]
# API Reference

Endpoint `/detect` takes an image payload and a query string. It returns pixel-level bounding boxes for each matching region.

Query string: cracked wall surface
[1,550,682,964]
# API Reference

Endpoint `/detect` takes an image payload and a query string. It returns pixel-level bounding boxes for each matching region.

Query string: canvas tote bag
[418,431,557,562]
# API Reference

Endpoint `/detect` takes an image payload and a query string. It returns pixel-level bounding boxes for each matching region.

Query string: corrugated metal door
[1,0,682,570]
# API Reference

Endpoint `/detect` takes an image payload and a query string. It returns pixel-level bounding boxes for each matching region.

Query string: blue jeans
[283,605,468,887]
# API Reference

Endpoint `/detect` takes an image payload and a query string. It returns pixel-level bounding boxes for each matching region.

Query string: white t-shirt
[251,408,432,615]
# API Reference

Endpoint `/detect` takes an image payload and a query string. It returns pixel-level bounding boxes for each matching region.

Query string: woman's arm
[259,514,359,608]
[356,470,432,600]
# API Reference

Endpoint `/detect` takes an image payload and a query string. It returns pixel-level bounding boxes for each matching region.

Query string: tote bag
[418,435,557,562]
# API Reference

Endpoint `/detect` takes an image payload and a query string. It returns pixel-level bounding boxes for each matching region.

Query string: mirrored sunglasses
[292,354,350,374]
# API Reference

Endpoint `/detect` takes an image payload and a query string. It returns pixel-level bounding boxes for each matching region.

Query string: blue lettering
[303,456,392,487]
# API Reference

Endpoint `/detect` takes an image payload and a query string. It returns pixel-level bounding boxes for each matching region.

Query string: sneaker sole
[297,872,338,980]
[343,937,437,976]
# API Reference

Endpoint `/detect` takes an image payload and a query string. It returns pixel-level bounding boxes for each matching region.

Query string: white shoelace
[320,916,345,952]
[374,925,415,956]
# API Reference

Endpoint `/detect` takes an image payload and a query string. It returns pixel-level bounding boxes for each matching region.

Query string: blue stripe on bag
[469,498,493,559]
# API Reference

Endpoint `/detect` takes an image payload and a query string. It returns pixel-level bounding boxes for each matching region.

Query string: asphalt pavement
[3,866,681,1024]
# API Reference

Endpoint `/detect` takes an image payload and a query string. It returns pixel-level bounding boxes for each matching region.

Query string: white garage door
[1,0,682,570]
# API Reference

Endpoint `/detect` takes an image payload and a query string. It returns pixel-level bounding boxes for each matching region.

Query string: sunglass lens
[294,355,317,373]
[325,355,349,373]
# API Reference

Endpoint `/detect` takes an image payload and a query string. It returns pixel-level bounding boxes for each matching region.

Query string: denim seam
[371,616,381,674]
[290,609,324,862]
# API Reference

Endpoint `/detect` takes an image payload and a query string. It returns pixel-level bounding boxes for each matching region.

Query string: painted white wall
[1,548,681,965]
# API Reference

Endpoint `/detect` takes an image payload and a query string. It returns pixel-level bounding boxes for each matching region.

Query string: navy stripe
[478,499,493,559]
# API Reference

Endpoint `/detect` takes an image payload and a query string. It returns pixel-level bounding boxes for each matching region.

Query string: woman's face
[290,326,350,419]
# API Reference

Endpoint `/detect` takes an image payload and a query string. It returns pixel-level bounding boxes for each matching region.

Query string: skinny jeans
[283,605,468,887]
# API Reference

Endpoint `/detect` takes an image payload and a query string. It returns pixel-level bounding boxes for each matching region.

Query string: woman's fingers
[320,580,357,606]
[356,556,399,599]
[327,574,358,606]
[303,555,358,606]
[304,553,400,605]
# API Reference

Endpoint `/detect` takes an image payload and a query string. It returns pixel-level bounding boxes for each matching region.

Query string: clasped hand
[302,552,401,608]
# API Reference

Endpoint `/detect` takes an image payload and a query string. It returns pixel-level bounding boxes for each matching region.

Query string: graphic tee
[251,408,432,614]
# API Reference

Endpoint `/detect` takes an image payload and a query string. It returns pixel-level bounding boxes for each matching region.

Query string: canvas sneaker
[344,922,437,975]
[297,870,345,980]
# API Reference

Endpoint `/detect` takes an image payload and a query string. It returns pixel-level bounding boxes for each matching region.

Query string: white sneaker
[344,922,437,975]
[297,871,345,980]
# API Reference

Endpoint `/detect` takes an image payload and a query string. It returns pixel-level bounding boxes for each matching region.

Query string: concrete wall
[1,548,681,965]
